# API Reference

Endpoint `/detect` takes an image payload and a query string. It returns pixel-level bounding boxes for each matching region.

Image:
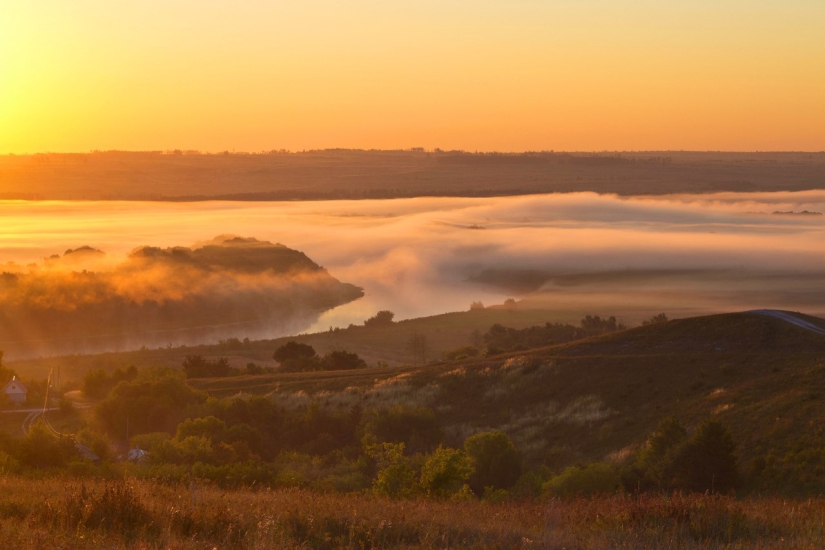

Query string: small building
[127,448,149,463]
[3,376,27,406]
[75,443,100,463]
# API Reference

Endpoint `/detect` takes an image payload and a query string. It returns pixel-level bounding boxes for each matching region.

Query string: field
[6,306,575,380]
[0,477,823,549]
[1,150,824,200]
[4,311,825,548]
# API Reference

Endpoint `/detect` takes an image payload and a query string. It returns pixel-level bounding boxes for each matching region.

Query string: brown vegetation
[0,478,822,548]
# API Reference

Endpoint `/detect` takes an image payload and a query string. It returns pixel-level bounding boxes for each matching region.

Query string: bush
[632,416,688,490]
[362,406,443,455]
[444,346,480,361]
[95,368,205,438]
[17,421,75,469]
[368,442,420,498]
[419,446,474,498]
[322,350,367,370]
[273,342,322,372]
[670,419,738,493]
[273,342,317,363]
[181,356,235,378]
[543,462,623,497]
[75,428,111,461]
[464,431,522,495]
[82,366,138,399]
[630,416,738,493]
[642,313,669,325]
[364,310,395,327]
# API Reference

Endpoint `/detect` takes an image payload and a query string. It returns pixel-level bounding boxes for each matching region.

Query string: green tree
[175,416,227,441]
[95,368,205,439]
[368,442,419,498]
[361,406,443,455]
[634,416,688,489]
[18,421,74,468]
[670,418,738,492]
[420,446,474,498]
[464,430,522,495]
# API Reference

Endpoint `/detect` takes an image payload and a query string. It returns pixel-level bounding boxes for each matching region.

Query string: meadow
[0,477,822,549]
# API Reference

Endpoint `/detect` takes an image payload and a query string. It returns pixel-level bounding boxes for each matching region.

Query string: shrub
[182,356,235,378]
[464,430,522,495]
[630,416,738,493]
[364,310,395,327]
[420,446,474,498]
[18,421,75,469]
[273,341,317,363]
[444,346,480,361]
[362,406,443,455]
[322,350,367,370]
[543,462,623,497]
[670,419,738,493]
[368,442,420,498]
[642,313,669,325]
[95,368,205,438]
[75,428,111,461]
[633,416,688,490]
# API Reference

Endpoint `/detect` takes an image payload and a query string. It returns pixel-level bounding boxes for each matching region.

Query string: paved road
[748,309,825,336]
[0,408,59,435]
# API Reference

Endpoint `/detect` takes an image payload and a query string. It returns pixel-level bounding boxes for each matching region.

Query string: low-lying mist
[0,236,362,358]
[2,191,825,356]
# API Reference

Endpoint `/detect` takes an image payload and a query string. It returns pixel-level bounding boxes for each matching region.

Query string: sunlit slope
[189,312,825,484]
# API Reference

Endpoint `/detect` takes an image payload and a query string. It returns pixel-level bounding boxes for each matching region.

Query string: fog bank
[2,191,825,351]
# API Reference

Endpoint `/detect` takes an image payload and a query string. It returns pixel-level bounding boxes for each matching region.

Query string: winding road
[748,309,825,336]
[0,408,59,435]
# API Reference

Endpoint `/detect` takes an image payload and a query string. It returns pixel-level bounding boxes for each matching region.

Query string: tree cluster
[482,322,582,355]
[363,310,395,328]
[272,342,367,372]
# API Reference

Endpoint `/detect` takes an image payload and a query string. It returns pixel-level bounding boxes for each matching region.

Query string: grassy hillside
[185,312,825,490]
[7,307,575,381]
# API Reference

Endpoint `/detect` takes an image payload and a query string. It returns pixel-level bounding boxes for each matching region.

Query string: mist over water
[2,191,825,353]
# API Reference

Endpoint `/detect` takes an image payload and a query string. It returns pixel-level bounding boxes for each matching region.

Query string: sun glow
[1,1,824,153]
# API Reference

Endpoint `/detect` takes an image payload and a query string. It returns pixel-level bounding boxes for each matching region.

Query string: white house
[3,376,27,406]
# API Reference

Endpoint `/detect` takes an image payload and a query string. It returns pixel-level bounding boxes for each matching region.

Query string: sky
[2,1,824,153]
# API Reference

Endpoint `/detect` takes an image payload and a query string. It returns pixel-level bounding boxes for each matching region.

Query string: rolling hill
[184,311,825,491]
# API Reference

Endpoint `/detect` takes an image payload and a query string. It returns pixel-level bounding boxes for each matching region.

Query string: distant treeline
[436,152,672,166]
[481,315,629,355]
[164,188,561,202]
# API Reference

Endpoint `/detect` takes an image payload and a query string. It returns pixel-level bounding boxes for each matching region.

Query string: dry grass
[0,477,824,548]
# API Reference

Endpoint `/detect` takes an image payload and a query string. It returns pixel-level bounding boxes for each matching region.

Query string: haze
[2,191,825,346]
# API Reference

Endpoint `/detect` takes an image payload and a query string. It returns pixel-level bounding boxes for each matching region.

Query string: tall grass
[0,477,823,548]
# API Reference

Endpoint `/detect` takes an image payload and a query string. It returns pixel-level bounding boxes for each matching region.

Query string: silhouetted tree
[364,310,395,327]
[642,313,669,326]
[272,341,317,363]
[322,350,367,370]
[407,333,430,364]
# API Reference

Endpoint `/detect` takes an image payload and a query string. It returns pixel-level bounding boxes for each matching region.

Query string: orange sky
[2,1,824,153]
